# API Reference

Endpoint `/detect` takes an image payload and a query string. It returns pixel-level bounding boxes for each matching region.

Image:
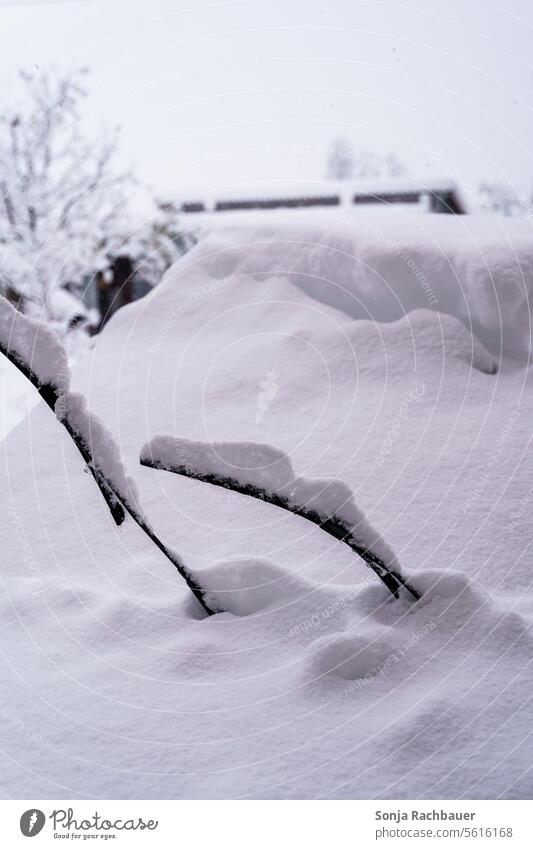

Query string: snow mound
[201,558,312,616]
[415,570,531,646]
[417,568,490,604]
[57,392,142,516]
[0,295,70,393]
[183,214,533,359]
[141,436,401,576]
[309,631,397,681]
[348,309,498,375]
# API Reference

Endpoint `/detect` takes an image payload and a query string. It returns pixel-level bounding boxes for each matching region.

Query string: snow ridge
[178,214,533,360]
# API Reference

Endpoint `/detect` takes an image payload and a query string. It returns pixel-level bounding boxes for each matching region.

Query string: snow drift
[187,212,533,361]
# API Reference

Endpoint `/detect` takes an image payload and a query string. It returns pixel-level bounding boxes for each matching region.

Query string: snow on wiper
[0,295,125,524]
[140,436,421,602]
[0,295,214,615]
[0,290,70,396]
[56,392,143,523]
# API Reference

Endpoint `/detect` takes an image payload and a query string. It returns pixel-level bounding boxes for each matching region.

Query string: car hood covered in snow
[1,211,533,799]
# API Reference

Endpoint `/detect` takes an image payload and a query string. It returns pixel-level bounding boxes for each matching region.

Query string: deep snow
[1,211,533,799]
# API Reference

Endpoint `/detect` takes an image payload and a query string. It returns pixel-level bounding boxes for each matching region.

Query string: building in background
[178,178,466,218]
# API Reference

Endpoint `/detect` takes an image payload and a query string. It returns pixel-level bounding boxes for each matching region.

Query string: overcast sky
[0,0,532,206]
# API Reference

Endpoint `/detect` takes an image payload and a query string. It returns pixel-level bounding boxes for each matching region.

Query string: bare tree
[477,182,527,217]
[326,137,407,181]
[0,68,183,326]
[326,136,355,180]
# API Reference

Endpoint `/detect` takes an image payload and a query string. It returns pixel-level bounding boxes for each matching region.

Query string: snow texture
[191,212,533,361]
[141,436,400,575]
[2,212,533,799]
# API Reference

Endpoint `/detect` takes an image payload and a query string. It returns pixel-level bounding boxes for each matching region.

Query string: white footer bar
[1,799,531,848]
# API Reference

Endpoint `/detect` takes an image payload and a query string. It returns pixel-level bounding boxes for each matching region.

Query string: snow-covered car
[1,212,532,799]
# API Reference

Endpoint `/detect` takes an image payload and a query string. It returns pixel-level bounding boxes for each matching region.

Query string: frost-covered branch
[140,437,421,602]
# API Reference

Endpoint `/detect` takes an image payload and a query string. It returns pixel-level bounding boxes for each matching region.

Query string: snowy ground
[1,211,533,799]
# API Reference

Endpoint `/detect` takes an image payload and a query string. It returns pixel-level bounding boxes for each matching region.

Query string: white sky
[0,0,532,205]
